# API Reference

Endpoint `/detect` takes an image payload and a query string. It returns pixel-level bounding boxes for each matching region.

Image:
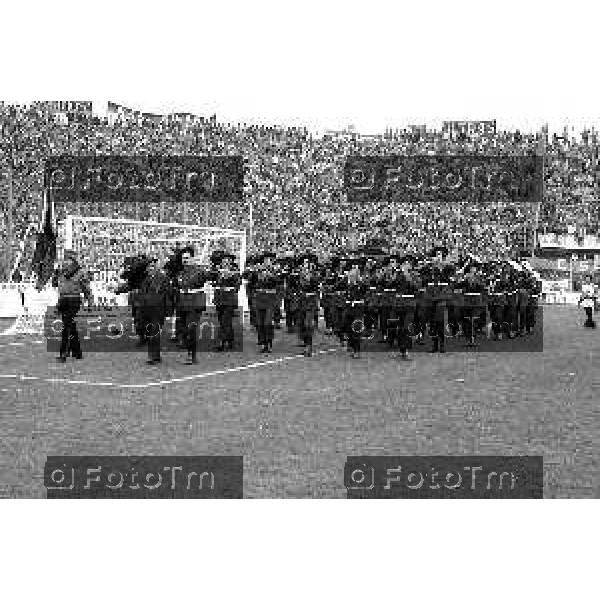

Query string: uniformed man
[175,247,207,364]
[363,256,380,338]
[388,254,420,359]
[281,252,299,334]
[456,263,487,346]
[253,251,282,353]
[138,257,173,365]
[332,256,350,345]
[320,257,336,335]
[419,246,455,353]
[486,263,508,341]
[211,252,242,351]
[294,252,321,357]
[115,254,150,346]
[45,250,93,362]
[343,255,369,358]
[377,254,398,345]
[579,274,598,328]
[243,255,258,330]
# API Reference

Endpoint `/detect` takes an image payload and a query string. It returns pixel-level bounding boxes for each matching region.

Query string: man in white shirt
[578,275,597,328]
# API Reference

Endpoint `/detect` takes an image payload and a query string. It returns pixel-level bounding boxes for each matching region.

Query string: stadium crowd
[1,102,600,281]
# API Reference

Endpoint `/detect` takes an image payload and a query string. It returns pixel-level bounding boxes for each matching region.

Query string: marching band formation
[40,243,600,366]
[243,246,543,359]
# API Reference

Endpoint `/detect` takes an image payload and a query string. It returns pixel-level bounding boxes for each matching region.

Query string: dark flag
[31,190,57,287]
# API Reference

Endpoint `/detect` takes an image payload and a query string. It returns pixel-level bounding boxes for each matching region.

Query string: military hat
[349,253,367,266]
[430,245,449,259]
[399,254,419,266]
[298,252,319,265]
[258,250,277,261]
[383,254,402,265]
[213,251,236,265]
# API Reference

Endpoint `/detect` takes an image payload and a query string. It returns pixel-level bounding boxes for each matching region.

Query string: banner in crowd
[442,120,496,138]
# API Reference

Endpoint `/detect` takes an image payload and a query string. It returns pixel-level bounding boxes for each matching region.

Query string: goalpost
[3,215,247,336]
[60,215,247,304]
[61,216,246,275]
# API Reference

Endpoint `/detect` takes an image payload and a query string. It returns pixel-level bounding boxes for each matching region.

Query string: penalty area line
[0,348,340,389]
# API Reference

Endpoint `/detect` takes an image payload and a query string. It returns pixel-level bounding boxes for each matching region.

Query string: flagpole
[248,200,254,249]
[6,160,13,280]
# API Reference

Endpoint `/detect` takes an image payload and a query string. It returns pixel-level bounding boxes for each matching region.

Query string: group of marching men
[44,244,599,365]
[44,246,242,365]
[243,246,545,358]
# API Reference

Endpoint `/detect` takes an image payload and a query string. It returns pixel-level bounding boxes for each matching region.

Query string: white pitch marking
[0,348,340,389]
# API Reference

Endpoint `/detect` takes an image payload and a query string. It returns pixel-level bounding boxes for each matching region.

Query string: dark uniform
[382,256,419,357]
[343,259,369,358]
[115,254,149,346]
[332,258,350,344]
[320,260,336,335]
[456,266,487,345]
[419,248,455,353]
[49,250,93,361]
[281,256,299,334]
[243,256,258,329]
[252,252,283,353]
[210,253,241,351]
[525,275,542,334]
[136,260,173,364]
[363,259,380,337]
[175,263,207,364]
[293,253,321,356]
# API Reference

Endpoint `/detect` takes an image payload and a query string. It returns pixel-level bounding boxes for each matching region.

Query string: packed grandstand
[0,100,599,284]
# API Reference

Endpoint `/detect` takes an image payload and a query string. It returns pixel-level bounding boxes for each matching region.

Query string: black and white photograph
[0,1,596,597]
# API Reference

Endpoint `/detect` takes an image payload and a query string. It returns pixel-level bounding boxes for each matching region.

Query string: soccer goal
[2,216,247,336]
[60,215,247,288]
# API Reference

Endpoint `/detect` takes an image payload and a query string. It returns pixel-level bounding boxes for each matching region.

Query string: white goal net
[1,216,247,336]
[60,215,246,289]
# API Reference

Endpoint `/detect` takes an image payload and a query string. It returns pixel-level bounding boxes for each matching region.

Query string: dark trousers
[58,296,82,358]
[461,306,485,341]
[503,304,517,336]
[584,306,595,327]
[285,299,297,332]
[257,307,275,346]
[248,294,256,327]
[333,304,345,341]
[386,308,414,351]
[380,306,392,338]
[179,308,202,357]
[273,300,282,325]
[130,305,145,341]
[525,305,536,332]
[217,305,235,343]
[426,302,446,350]
[364,306,378,334]
[142,316,164,361]
[343,305,364,352]
[488,304,505,338]
[298,307,317,346]
[412,305,426,338]
[447,305,460,337]
[324,304,333,330]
